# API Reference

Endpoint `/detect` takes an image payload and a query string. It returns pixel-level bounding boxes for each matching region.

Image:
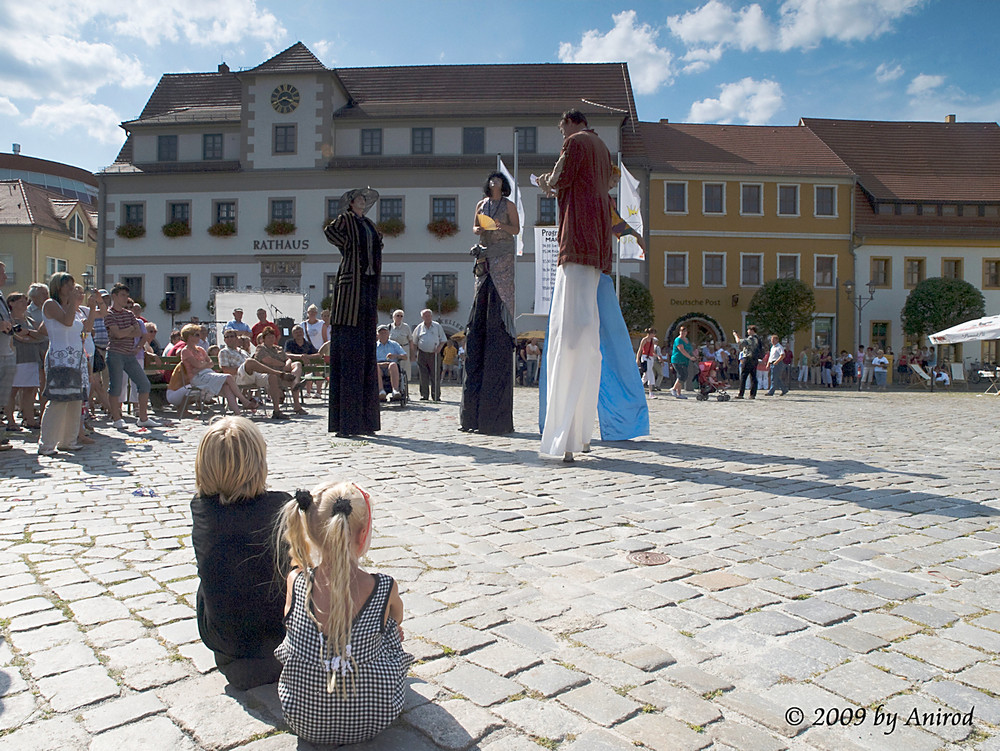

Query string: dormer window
[158,135,178,162]
[70,214,85,242]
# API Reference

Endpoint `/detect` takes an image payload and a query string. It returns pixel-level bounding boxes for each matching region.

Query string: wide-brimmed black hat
[338,187,379,215]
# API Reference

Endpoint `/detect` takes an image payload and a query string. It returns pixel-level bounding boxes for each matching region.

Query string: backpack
[747,334,763,360]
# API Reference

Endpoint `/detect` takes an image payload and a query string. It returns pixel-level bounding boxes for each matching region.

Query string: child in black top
[191,415,289,689]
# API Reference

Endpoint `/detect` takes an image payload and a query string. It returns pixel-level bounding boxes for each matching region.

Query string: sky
[1,0,998,174]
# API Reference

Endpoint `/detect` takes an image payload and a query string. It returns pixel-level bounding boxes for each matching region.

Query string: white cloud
[683,61,712,74]
[5,0,284,47]
[558,10,675,95]
[669,0,924,54]
[907,73,945,96]
[0,35,152,100]
[875,62,904,83]
[687,77,784,124]
[0,97,19,116]
[312,40,335,64]
[23,99,122,144]
[669,1,774,51]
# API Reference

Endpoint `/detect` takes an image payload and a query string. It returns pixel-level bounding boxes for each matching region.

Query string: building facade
[0,179,98,294]
[99,43,640,335]
[640,122,856,353]
[803,117,1000,365]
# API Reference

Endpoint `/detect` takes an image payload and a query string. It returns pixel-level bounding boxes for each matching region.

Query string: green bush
[618,277,654,333]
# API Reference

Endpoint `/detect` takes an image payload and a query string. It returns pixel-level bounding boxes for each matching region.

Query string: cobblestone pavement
[1,384,999,751]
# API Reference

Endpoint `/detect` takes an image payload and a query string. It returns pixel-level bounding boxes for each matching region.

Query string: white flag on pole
[499,159,524,256]
[618,164,644,261]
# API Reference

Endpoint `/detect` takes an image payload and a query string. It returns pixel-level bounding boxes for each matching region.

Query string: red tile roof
[136,73,241,121]
[802,117,1000,202]
[852,187,1000,239]
[334,62,636,122]
[248,42,327,74]
[639,122,854,178]
[0,180,92,234]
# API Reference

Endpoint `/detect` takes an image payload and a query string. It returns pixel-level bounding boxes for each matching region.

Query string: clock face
[270,84,300,114]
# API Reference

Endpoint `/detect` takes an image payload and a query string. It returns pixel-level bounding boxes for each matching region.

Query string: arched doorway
[665,313,725,353]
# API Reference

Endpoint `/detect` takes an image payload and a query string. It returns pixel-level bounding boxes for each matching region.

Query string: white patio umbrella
[928,315,1000,345]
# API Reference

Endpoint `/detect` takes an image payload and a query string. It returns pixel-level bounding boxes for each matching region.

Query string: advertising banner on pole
[618,163,644,260]
[533,226,559,314]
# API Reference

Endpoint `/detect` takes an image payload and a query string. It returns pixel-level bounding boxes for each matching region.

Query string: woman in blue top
[669,325,694,399]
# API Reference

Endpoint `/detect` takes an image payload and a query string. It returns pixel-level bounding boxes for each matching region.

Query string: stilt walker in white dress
[537,110,618,462]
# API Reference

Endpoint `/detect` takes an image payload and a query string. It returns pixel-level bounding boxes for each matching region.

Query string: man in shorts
[217,330,291,414]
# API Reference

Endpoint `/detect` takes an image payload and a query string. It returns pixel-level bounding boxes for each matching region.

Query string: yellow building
[1,179,98,293]
[639,122,855,355]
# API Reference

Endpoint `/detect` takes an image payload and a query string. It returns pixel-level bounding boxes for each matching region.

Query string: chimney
[945,114,956,123]
[659,118,669,124]
[218,62,230,74]
[12,143,20,155]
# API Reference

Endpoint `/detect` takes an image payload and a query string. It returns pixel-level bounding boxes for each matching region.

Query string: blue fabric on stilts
[539,273,649,441]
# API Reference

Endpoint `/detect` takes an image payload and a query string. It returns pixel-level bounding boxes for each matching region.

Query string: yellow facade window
[904,258,925,289]
[942,258,963,279]
[984,259,1000,289]
[871,257,891,288]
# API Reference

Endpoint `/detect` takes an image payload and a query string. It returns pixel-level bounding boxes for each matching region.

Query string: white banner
[499,159,524,256]
[619,163,644,260]
[533,226,559,314]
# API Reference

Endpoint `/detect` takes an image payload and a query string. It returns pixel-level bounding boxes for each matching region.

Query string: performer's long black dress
[325,213,382,435]
[460,204,516,435]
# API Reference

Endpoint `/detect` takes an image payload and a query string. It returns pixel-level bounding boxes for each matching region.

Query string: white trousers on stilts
[540,263,601,456]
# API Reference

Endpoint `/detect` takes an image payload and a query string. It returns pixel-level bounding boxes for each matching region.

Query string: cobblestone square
[1,386,998,749]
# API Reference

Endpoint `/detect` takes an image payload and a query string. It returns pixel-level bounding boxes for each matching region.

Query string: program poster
[533,226,559,315]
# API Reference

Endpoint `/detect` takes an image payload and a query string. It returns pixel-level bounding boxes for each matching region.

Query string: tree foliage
[747,278,816,340]
[901,277,985,338]
[618,277,654,332]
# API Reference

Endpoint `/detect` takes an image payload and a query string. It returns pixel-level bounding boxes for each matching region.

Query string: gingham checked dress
[275,570,412,745]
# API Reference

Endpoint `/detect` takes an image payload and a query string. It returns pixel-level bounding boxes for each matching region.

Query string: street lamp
[843,279,877,391]
[81,270,94,291]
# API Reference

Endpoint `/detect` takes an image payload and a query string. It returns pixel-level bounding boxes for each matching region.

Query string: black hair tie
[295,489,313,512]
[330,497,352,517]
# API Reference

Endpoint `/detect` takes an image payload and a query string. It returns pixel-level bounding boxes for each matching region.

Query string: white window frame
[740,252,764,287]
[776,253,801,280]
[664,181,688,215]
[777,184,800,217]
[740,182,764,216]
[664,252,689,288]
[814,255,837,288]
[814,185,838,218]
[702,182,726,215]
[811,314,835,349]
[211,273,237,290]
[702,252,726,288]
[46,257,68,277]
[69,213,86,241]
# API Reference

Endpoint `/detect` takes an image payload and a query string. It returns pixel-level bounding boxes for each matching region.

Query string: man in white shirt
[217,330,291,413]
[765,335,788,396]
[411,308,447,401]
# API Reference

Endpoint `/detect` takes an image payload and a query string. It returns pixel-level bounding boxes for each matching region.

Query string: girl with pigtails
[275,481,411,746]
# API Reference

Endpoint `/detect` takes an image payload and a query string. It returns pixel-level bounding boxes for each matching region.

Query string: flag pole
[616,151,622,299]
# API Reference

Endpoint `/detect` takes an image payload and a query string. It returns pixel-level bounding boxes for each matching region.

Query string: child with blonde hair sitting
[275,481,411,745]
[192,416,290,689]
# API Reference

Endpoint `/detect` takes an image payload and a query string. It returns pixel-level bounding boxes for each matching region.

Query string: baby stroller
[696,360,731,402]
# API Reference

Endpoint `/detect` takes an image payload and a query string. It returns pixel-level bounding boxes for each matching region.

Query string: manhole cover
[628,551,671,566]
